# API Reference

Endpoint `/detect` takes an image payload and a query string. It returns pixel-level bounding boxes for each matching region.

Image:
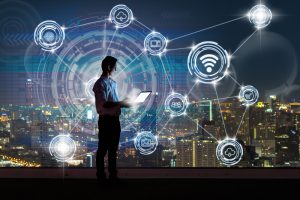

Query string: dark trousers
[96,115,120,178]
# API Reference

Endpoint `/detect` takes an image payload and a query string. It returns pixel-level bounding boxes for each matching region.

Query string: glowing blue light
[248,5,272,29]
[49,135,76,162]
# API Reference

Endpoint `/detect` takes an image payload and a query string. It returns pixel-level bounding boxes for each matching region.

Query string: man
[93,56,130,182]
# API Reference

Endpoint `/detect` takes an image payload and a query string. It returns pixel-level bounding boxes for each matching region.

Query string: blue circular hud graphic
[216,138,243,166]
[187,41,230,84]
[165,92,189,117]
[31,15,169,139]
[34,20,65,51]
[134,131,158,155]
[144,31,168,55]
[109,4,134,28]
[239,85,259,106]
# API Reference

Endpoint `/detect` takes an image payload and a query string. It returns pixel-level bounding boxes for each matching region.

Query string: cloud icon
[224,148,236,158]
[116,11,128,22]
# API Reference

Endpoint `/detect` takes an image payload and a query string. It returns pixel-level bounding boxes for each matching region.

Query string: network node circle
[144,31,167,55]
[187,41,230,84]
[165,92,188,117]
[134,131,158,155]
[216,138,243,166]
[49,135,76,162]
[239,85,259,106]
[34,20,65,51]
[109,4,133,28]
[248,5,272,29]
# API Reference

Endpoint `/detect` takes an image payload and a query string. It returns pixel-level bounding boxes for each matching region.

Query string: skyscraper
[275,126,299,165]
[176,136,218,167]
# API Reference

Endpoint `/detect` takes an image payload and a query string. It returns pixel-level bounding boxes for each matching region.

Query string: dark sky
[0,0,299,104]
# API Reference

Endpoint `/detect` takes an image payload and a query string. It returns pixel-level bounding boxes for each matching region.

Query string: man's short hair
[102,56,117,72]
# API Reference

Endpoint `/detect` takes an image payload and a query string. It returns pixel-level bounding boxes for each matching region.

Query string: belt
[99,115,119,118]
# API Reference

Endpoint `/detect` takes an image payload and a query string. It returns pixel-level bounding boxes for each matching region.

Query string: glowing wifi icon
[200,54,219,73]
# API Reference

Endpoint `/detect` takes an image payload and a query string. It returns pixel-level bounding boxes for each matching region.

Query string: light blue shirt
[93,76,120,116]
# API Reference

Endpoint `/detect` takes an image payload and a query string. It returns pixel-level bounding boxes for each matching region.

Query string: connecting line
[227,73,242,87]
[115,51,144,78]
[213,85,228,137]
[169,16,246,42]
[159,57,173,90]
[231,30,258,56]
[157,117,173,136]
[185,115,218,141]
[105,29,118,55]
[211,96,238,101]
[65,19,108,30]
[54,52,85,83]
[134,19,152,31]
[69,109,86,133]
[102,23,107,50]
[166,47,192,52]
[187,81,198,96]
[235,107,248,137]
[122,116,138,131]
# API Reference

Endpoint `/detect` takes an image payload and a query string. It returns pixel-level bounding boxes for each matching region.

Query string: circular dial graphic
[134,131,158,155]
[216,138,243,166]
[34,20,65,51]
[187,41,230,84]
[144,31,167,55]
[239,85,259,106]
[109,4,134,28]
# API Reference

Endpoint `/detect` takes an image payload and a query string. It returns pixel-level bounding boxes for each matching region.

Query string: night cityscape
[1,0,300,199]
[1,89,299,167]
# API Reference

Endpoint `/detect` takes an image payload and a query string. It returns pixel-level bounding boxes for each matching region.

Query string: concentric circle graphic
[144,31,167,55]
[134,131,158,155]
[239,85,259,106]
[248,5,272,29]
[49,135,77,162]
[216,138,243,166]
[109,4,133,28]
[0,0,42,63]
[187,41,230,84]
[165,92,188,117]
[34,17,169,135]
[34,20,65,51]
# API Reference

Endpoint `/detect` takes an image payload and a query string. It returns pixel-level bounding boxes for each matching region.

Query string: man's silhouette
[93,56,130,182]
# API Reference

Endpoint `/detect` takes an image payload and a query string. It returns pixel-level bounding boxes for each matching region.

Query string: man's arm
[93,82,130,114]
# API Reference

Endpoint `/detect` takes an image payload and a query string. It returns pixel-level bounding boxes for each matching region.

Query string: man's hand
[120,98,132,108]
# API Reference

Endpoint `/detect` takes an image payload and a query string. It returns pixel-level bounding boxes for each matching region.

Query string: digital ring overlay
[187,41,230,84]
[216,139,243,166]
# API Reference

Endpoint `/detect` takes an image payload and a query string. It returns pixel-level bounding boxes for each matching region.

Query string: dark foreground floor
[1,178,299,199]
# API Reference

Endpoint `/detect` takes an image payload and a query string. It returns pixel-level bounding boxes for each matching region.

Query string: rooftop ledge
[0,168,300,179]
